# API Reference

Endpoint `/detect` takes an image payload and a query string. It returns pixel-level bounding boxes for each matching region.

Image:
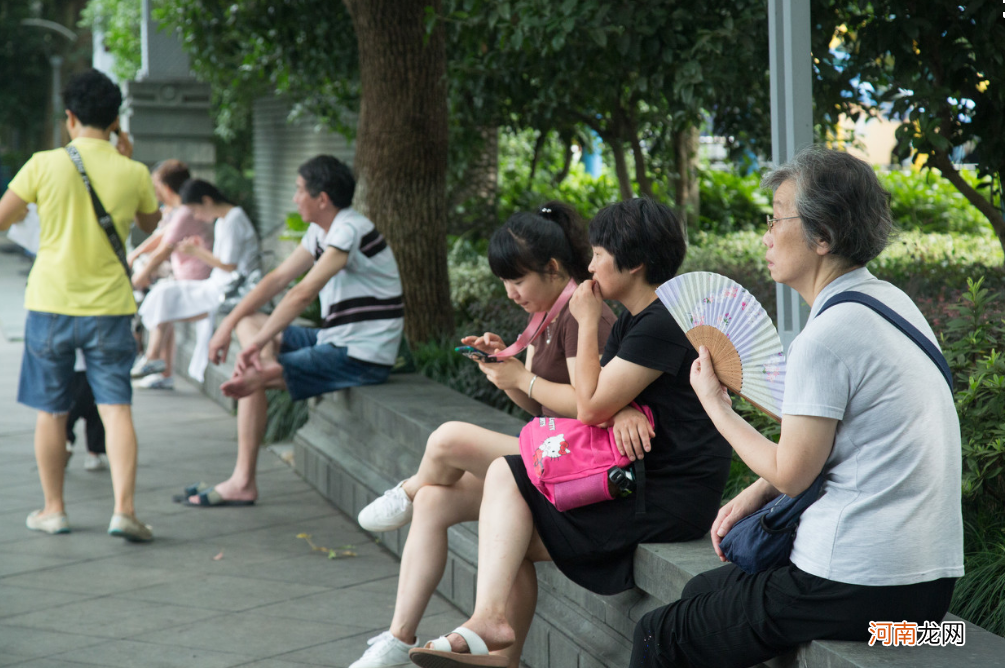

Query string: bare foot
[220,368,262,398]
[188,479,257,505]
[439,617,515,654]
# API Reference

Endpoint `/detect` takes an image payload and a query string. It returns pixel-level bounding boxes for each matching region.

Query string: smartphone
[455,345,501,363]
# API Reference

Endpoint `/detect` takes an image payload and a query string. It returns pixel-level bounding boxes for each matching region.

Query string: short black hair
[589,199,687,285]
[62,69,122,129]
[179,179,234,206]
[488,202,592,282]
[298,155,355,209]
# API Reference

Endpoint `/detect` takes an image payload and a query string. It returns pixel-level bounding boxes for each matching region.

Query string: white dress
[138,206,259,381]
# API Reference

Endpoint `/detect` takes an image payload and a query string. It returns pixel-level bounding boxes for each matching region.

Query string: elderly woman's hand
[710,478,778,561]
[175,236,201,255]
[478,356,529,392]
[606,405,655,462]
[689,345,732,416]
[569,279,603,323]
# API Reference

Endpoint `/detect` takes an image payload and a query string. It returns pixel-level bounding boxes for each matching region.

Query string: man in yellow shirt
[0,69,162,542]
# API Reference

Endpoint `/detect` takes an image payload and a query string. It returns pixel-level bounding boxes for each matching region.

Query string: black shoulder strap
[818,291,952,390]
[65,146,131,279]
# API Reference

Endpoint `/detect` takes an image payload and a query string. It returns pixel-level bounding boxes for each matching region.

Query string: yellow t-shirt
[9,137,159,315]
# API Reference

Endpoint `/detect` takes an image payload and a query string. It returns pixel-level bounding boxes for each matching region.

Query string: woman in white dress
[137,180,260,383]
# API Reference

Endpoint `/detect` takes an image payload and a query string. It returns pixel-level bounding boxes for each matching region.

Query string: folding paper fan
[656,272,786,421]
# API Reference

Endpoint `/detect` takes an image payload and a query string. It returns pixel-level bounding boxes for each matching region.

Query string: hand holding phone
[455,345,501,363]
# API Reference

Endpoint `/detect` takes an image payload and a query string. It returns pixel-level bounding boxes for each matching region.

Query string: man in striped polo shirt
[179,155,403,507]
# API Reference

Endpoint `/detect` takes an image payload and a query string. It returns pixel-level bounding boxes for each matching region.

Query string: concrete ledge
[170,334,1004,668]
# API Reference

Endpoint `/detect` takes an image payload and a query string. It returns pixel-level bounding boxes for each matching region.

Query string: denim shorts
[278,326,392,401]
[19,311,136,412]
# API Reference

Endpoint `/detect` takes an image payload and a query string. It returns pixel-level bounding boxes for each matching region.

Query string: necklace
[545,324,553,345]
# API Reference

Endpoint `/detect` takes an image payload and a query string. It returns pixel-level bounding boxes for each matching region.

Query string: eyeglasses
[765,215,800,232]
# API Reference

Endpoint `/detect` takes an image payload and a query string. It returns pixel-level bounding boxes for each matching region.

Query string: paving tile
[0,659,97,668]
[2,596,223,639]
[233,548,401,590]
[252,577,452,628]
[232,661,318,668]
[48,638,256,668]
[132,612,368,656]
[0,558,185,596]
[0,584,95,619]
[0,549,81,577]
[0,625,104,660]
[118,573,331,612]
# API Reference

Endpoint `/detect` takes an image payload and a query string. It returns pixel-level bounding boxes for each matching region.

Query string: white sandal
[407,626,508,667]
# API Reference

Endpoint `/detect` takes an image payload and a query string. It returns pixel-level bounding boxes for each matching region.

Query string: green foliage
[79,0,142,82]
[942,278,1005,500]
[0,0,54,150]
[696,169,771,235]
[263,389,309,444]
[879,169,990,235]
[214,163,256,227]
[952,499,1005,637]
[817,1,1005,240]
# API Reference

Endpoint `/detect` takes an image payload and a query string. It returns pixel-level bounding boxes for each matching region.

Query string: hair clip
[540,207,552,214]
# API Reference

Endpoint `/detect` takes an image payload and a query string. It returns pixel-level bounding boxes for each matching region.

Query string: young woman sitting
[137,179,259,385]
[406,199,732,668]
[350,202,617,668]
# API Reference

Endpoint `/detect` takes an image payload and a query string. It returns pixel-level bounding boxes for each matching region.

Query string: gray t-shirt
[785,267,963,586]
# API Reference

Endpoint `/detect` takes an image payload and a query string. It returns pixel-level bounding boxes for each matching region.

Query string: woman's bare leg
[144,323,169,361]
[438,458,550,654]
[389,474,484,643]
[162,324,175,377]
[401,424,518,499]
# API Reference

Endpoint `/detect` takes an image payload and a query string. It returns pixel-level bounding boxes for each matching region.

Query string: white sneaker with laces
[358,481,414,532]
[135,373,175,390]
[131,358,165,379]
[84,453,107,471]
[348,631,417,668]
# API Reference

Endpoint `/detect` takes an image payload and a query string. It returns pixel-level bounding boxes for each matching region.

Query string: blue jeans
[278,326,391,401]
[19,311,136,412]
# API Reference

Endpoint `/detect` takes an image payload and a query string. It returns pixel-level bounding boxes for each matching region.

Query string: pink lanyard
[491,279,578,361]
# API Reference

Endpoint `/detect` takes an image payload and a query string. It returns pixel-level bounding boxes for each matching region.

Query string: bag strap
[491,279,577,361]
[817,291,952,390]
[65,146,131,279]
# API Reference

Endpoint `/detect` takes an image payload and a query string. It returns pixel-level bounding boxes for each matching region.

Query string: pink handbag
[518,404,654,511]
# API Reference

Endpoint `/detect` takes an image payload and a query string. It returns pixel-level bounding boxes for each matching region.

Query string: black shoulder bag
[719,290,953,574]
[65,146,131,279]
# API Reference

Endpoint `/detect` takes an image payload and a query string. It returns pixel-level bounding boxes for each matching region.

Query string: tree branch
[930,151,1005,252]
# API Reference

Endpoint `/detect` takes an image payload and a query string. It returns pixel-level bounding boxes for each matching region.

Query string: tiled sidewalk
[0,317,463,664]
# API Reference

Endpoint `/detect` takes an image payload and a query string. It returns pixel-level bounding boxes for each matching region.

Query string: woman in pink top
[129,160,213,388]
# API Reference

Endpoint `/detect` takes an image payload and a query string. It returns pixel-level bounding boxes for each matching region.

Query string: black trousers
[630,563,955,668]
[66,372,106,455]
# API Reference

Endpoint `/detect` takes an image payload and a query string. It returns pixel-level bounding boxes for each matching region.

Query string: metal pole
[768,0,813,352]
[50,55,64,149]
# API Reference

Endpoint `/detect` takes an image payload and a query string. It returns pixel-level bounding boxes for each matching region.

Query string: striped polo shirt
[300,208,404,366]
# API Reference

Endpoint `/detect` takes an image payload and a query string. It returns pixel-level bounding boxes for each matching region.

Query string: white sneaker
[108,513,154,542]
[135,373,174,390]
[131,358,165,379]
[348,631,417,668]
[130,354,148,376]
[358,481,414,532]
[26,510,70,535]
[84,453,107,471]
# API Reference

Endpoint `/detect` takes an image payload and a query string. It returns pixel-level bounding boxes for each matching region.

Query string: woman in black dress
[408,199,732,668]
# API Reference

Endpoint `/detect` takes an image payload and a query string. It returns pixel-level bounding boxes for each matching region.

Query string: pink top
[161,205,214,280]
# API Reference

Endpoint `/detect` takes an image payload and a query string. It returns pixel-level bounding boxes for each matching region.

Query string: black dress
[505,300,732,595]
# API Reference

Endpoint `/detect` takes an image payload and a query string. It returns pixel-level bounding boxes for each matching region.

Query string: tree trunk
[674,125,700,226]
[604,135,634,201]
[343,0,453,344]
[553,135,574,185]
[627,111,653,198]
[929,151,1005,254]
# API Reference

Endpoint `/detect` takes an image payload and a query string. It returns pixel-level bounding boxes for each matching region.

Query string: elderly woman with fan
[630,146,963,668]
[407,199,732,668]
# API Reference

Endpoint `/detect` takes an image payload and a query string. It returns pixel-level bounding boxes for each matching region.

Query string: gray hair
[761,146,894,266]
